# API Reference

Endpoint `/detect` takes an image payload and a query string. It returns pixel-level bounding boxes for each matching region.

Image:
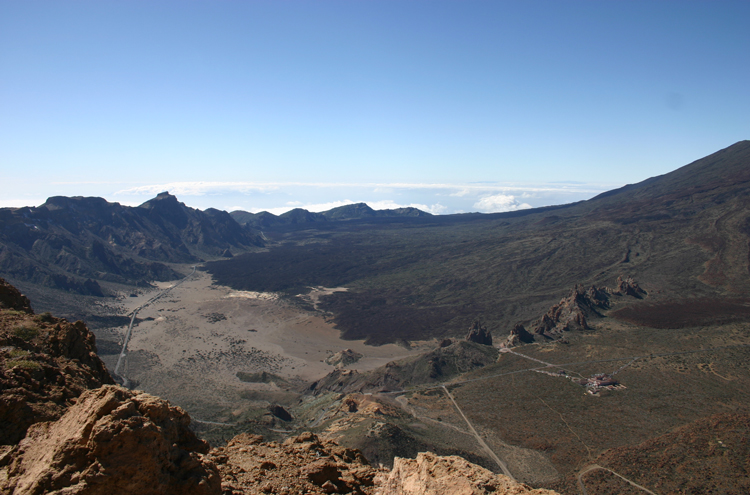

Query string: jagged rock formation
[325,348,364,368]
[502,277,650,347]
[0,385,221,495]
[466,321,492,346]
[504,323,535,347]
[375,452,559,495]
[611,275,646,298]
[1,277,114,444]
[533,285,610,339]
[210,432,378,495]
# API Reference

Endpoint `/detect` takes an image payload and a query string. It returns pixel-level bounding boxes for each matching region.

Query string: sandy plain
[99,269,428,424]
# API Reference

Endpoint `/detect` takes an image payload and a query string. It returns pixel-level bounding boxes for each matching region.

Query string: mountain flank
[207,140,750,345]
[0,192,263,317]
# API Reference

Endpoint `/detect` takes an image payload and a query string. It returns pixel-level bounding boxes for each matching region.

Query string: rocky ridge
[0,192,263,298]
[503,276,646,347]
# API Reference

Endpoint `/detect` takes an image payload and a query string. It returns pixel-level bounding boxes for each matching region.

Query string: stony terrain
[376,452,558,495]
[1,385,221,495]
[0,278,563,495]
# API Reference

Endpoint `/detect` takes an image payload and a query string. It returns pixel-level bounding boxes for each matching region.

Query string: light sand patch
[299,286,349,311]
[225,290,278,300]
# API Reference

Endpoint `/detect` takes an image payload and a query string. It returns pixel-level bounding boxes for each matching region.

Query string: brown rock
[465,321,492,346]
[613,275,646,298]
[212,432,377,494]
[303,459,342,485]
[0,278,33,313]
[0,384,220,494]
[533,284,610,339]
[375,452,559,495]
[325,348,364,368]
[0,297,113,445]
[504,323,534,347]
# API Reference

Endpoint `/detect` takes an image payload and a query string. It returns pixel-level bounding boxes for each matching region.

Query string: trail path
[114,266,196,386]
[577,464,658,495]
[441,385,514,480]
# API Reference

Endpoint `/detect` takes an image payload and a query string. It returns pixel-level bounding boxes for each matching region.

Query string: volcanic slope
[206,140,750,345]
[0,192,263,318]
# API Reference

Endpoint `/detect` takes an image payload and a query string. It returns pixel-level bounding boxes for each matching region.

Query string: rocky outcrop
[325,348,364,368]
[533,285,610,339]
[375,452,559,495]
[211,432,378,495]
[1,291,113,444]
[0,278,33,313]
[612,275,646,298]
[0,385,220,495]
[503,323,535,347]
[466,321,492,346]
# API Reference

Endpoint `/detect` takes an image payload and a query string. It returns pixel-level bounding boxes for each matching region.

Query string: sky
[1,1,749,215]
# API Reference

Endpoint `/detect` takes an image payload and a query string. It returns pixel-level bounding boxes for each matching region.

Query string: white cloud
[473,194,532,213]
[116,180,614,197]
[367,200,446,215]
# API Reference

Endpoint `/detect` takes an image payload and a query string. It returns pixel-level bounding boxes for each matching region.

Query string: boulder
[0,385,221,495]
[0,277,33,313]
[375,452,559,495]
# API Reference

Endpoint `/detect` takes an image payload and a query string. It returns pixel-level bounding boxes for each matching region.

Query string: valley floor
[95,268,428,428]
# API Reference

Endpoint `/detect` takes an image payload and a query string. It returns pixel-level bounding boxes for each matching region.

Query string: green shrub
[12,325,39,341]
[36,312,55,323]
[7,349,30,359]
[7,359,41,371]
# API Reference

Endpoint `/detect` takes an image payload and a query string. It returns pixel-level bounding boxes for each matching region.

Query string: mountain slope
[207,141,750,344]
[0,192,263,299]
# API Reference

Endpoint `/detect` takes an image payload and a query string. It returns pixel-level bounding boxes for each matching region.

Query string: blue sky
[1,1,748,214]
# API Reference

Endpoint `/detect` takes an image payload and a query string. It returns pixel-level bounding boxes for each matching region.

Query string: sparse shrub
[12,325,39,341]
[7,349,30,359]
[7,359,41,371]
[36,312,54,323]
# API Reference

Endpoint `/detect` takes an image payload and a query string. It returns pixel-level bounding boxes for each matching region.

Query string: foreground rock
[0,277,113,445]
[375,452,559,495]
[1,385,221,495]
[211,432,378,495]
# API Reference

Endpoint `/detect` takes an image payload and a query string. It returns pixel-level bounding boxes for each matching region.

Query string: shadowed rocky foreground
[0,277,556,495]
